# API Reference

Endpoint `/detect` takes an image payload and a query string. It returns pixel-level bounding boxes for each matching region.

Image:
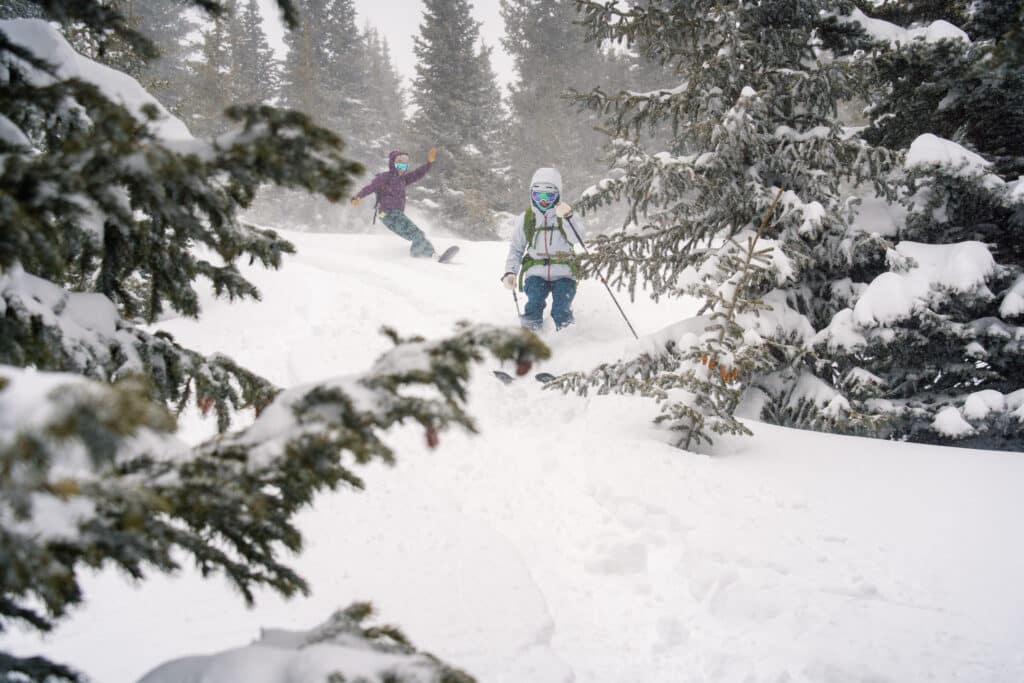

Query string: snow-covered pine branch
[138,604,477,683]
[563,0,896,449]
[0,322,547,682]
[813,134,1024,447]
[806,0,1024,448]
[0,17,365,429]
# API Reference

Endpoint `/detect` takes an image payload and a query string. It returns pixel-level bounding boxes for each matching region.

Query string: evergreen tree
[410,0,509,239]
[235,0,279,106]
[183,0,280,135]
[500,0,628,211]
[280,0,364,141]
[359,26,406,161]
[131,0,197,115]
[810,1,1024,449]
[252,18,410,232]
[557,0,894,449]
[183,2,237,135]
[50,0,197,114]
[561,0,1023,451]
[0,3,548,680]
[273,0,389,230]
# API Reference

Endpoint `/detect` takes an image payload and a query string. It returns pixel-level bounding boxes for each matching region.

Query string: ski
[492,370,515,384]
[436,245,459,264]
[492,370,562,385]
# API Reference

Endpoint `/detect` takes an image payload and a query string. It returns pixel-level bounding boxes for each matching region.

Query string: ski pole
[564,215,639,340]
[502,274,522,318]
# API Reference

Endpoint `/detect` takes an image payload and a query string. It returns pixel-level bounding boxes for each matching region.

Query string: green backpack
[517,209,580,290]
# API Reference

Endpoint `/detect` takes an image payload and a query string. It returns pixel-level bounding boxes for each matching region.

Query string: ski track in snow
[4,231,1024,683]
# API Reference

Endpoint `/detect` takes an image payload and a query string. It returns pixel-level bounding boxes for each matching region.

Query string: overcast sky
[257,0,517,91]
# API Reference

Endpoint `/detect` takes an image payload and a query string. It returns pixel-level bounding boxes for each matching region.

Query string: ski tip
[492,370,514,385]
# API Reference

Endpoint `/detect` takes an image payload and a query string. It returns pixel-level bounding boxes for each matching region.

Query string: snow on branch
[0,19,189,139]
[139,604,476,683]
[0,323,547,680]
[830,8,970,48]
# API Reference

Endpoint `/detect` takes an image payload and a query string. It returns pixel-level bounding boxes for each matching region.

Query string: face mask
[395,162,409,171]
[532,190,558,209]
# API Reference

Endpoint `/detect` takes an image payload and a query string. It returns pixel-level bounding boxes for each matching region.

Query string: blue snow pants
[380,210,435,257]
[522,276,577,331]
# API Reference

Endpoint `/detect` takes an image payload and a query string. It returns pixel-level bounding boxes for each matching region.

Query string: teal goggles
[532,190,558,205]
[395,162,409,171]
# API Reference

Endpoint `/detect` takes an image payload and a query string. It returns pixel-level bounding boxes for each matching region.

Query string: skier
[501,167,584,331]
[351,148,456,262]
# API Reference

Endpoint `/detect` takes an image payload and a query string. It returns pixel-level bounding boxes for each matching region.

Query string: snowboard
[492,370,560,385]
[437,245,459,264]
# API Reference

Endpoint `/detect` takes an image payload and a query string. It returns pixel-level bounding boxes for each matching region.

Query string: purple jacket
[354,150,432,212]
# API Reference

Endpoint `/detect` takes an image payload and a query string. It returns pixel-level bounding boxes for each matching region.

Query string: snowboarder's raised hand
[428,147,437,163]
[351,197,361,207]
[555,202,573,218]
[501,272,516,290]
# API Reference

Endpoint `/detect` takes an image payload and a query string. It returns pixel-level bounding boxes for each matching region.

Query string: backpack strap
[518,208,578,291]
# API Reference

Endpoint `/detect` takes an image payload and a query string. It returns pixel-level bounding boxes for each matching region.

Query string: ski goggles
[395,162,409,171]
[532,190,558,205]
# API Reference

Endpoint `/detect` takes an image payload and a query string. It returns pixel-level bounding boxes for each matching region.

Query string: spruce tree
[50,0,197,114]
[500,0,625,210]
[558,0,894,449]
[275,0,389,230]
[0,3,548,680]
[130,0,197,115]
[359,26,406,161]
[280,0,364,141]
[411,0,509,239]
[810,1,1024,449]
[183,3,236,136]
[235,0,279,106]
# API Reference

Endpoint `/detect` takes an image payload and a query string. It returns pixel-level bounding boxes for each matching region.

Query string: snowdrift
[2,231,1022,683]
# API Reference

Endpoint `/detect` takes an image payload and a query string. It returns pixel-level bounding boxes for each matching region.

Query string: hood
[388,150,407,173]
[530,167,562,196]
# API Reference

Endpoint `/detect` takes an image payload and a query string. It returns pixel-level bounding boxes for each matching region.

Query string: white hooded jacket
[504,167,586,283]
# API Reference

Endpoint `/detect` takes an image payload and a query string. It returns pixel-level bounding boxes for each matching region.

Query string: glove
[555,202,573,218]
[501,272,516,290]
[351,197,361,207]
[428,147,437,163]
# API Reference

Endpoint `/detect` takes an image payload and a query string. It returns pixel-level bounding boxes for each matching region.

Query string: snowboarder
[351,148,455,262]
[501,167,585,331]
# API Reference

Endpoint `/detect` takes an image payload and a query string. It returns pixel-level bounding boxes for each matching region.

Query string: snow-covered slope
[3,230,1023,683]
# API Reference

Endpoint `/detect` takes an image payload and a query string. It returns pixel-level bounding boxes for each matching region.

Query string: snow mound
[137,607,471,683]
[4,232,1024,683]
[963,390,1006,420]
[906,134,991,177]
[1001,275,1024,319]
[932,406,974,438]
[850,241,994,328]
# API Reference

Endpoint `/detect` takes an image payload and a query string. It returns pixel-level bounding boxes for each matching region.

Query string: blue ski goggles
[532,190,558,206]
[395,162,409,171]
